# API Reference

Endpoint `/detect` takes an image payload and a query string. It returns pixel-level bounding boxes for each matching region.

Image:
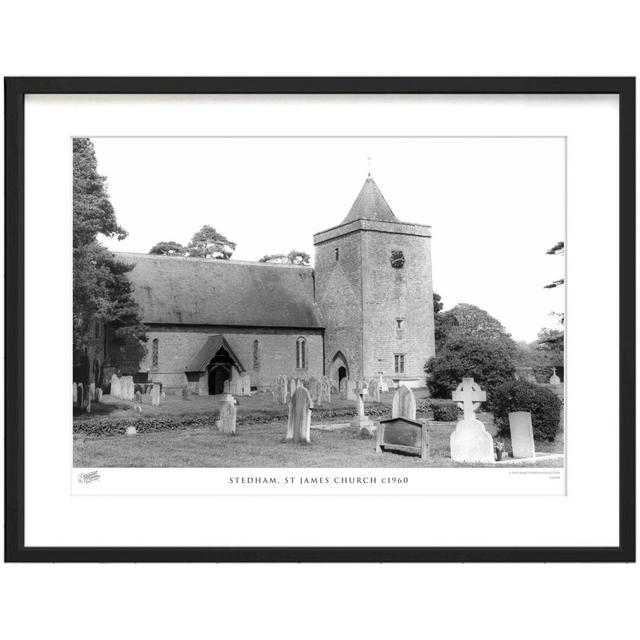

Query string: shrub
[492,380,562,441]
[431,403,461,422]
[425,334,517,401]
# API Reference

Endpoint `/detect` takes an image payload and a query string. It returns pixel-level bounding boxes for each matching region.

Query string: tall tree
[259,250,311,265]
[149,240,188,256]
[73,138,146,377]
[437,303,516,353]
[187,225,236,259]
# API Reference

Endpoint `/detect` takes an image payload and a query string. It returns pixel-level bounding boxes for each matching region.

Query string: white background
[93,135,565,342]
[27,94,612,543]
[1,2,638,640]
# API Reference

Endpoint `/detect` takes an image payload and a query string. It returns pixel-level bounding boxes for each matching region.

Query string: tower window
[335,247,339,261]
[151,338,159,369]
[394,354,405,374]
[296,337,307,369]
[253,339,260,370]
[396,318,404,329]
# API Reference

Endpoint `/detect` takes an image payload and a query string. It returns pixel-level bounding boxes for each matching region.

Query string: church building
[107,174,436,394]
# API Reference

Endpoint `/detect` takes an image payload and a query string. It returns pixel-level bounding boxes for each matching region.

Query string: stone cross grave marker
[549,367,561,385]
[368,377,380,403]
[217,394,237,435]
[286,386,313,444]
[450,377,494,463]
[392,385,416,421]
[351,386,375,436]
[508,411,536,458]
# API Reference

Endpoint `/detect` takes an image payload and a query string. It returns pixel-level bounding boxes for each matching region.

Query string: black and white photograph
[72,136,566,472]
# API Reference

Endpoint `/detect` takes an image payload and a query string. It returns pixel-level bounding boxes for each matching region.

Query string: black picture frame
[4,77,635,563]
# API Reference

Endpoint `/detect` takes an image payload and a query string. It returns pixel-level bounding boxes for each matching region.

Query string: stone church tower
[313,174,435,388]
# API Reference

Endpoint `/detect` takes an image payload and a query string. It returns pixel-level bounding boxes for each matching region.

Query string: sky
[93,136,565,342]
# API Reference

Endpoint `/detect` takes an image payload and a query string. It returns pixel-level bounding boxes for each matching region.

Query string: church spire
[339,172,398,225]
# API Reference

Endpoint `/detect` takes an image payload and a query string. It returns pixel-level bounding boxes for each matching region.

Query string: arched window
[253,339,260,370]
[296,337,307,369]
[152,338,159,369]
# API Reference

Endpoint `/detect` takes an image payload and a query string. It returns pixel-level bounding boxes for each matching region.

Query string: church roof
[116,253,324,329]
[186,335,245,372]
[340,175,398,225]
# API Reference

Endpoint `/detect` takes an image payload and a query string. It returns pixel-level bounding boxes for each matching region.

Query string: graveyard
[73,378,564,468]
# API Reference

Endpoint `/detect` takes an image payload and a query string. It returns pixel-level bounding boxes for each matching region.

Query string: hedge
[492,380,562,441]
[73,403,441,438]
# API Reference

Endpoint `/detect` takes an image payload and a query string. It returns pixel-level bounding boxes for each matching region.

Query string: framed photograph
[5,77,635,562]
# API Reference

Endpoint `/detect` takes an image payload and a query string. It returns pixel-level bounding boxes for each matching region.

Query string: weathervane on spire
[367,156,372,177]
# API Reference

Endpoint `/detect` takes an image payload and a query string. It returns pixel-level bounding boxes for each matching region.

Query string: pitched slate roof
[340,175,398,225]
[116,253,323,329]
[187,335,245,372]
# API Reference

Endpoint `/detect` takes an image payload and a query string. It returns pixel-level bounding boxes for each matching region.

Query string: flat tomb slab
[377,416,429,460]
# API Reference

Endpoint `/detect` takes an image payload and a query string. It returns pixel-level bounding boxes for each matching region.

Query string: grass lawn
[74,392,564,468]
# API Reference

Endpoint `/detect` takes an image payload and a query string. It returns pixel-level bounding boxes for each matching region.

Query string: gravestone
[126,426,137,436]
[508,411,536,458]
[77,383,84,408]
[223,379,231,394]
[240,373,251,396]
[549,367,561,385]
[351,387,375,436]
[377,416,429,459]
[275,375,288,404]
[289,377,297,398]
[89,382,96,400]
[378,373,389,393]
[392,385,416,421]
[368,378,380,403]
[73,383,78,405]
[121,376,135,401]
[96,388,103,403]
[309,377,321,406]
[182,386,191,401]
[134,390,142,403]
[286,386,313,444]
[228,371,238,395]
[346,379,357,401]
[339,378,347,400]
[150,384,161,407]
[450,377,494,463]
[217,394,237,435]
[84,386,92,413]
[110,374,121,398]
[320,377,332,404]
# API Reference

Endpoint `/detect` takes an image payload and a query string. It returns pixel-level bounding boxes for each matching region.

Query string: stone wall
[314,223,435,387]
[314,231,364,381]
[136,325,324,393]
[361,230,435,383]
